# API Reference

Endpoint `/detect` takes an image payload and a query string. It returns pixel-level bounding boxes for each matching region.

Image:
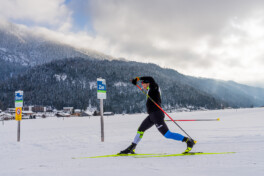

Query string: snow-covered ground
[1,108,264,176]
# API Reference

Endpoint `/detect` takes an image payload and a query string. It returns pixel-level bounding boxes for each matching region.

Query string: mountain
[184,77,264,107]
[0,58,28,82]
[152,66,264,107]
[0,58,224,113]
[0,20,112,66]
[1,20,264,113]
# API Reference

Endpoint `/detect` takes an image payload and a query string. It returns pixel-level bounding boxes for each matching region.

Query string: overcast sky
[1,0,264,88]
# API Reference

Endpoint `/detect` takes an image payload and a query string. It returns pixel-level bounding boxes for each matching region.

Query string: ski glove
[131,77,140,85]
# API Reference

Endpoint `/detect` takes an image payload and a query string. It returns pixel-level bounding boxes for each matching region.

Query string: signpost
[97,78,107,99]
[15,90,23,142]
[97,78,106,142]
[15,107,22,121]
[15,91,23,108]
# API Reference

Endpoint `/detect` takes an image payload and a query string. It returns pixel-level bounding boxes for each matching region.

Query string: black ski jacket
[140,77,162,114]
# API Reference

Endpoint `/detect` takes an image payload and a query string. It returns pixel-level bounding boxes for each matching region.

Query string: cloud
[0,0,264,87]
[86,0,264,87]
[0,18,112,61]
[0,0,72,31]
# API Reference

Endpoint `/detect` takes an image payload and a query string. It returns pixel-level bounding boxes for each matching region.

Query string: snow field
[0,108,264,176]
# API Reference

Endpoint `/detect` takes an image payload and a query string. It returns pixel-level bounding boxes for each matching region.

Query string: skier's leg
[119,116,154,154]
[149,111,195,152]
[163,127,195,152]
[133,116,154,144]
[164,130,184,141]
[132,131,144,145]
[150,111,185,141]
[155,120,185,141]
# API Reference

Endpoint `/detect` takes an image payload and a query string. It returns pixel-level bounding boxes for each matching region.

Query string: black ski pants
[138,110,169,135]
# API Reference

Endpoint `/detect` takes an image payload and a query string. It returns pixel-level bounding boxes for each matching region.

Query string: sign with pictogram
[15,91,24,107]
[15,107,22,121]
[97,78,106,99]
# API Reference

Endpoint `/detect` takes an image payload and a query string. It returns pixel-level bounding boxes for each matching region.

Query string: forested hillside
[0,58,224,113]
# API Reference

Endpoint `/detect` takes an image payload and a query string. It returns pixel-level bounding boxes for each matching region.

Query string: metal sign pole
[100,99,104,142]
[97,78,106,142]
[15,91,23,142]
[17,121,20,142]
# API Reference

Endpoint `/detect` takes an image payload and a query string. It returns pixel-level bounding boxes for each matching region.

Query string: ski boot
[182,137,196,153]
[118,143,137,154]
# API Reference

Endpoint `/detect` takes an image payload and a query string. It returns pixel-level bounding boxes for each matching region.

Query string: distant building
[22,111,34,116]
[81,111,92,117]
[24,106,47,112]
[63,107,74,114]
[23,106,33,111]
[56,112,71,117]
[32,106,46,112]
[46,106,53,112]
[74,109,81,113]
[7,108,16,114]
[72,109,82,116]
[104,112,114,116]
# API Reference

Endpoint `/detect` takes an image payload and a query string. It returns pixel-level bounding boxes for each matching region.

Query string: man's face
[142,83,149,90]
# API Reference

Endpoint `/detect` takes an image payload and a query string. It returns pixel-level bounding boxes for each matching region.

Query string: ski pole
[166,118,220,122]
[135,84,195,140]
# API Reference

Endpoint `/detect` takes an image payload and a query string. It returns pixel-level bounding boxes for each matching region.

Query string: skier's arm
[139,76,155,84]
[131,76,157,89]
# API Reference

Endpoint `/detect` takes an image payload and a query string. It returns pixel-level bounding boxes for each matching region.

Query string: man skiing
[119,76,196,154]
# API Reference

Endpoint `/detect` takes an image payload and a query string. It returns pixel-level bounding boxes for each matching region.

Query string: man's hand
[131,77,140,85]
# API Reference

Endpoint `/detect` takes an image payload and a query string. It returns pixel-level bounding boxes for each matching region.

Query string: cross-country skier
[119,76,196,154]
